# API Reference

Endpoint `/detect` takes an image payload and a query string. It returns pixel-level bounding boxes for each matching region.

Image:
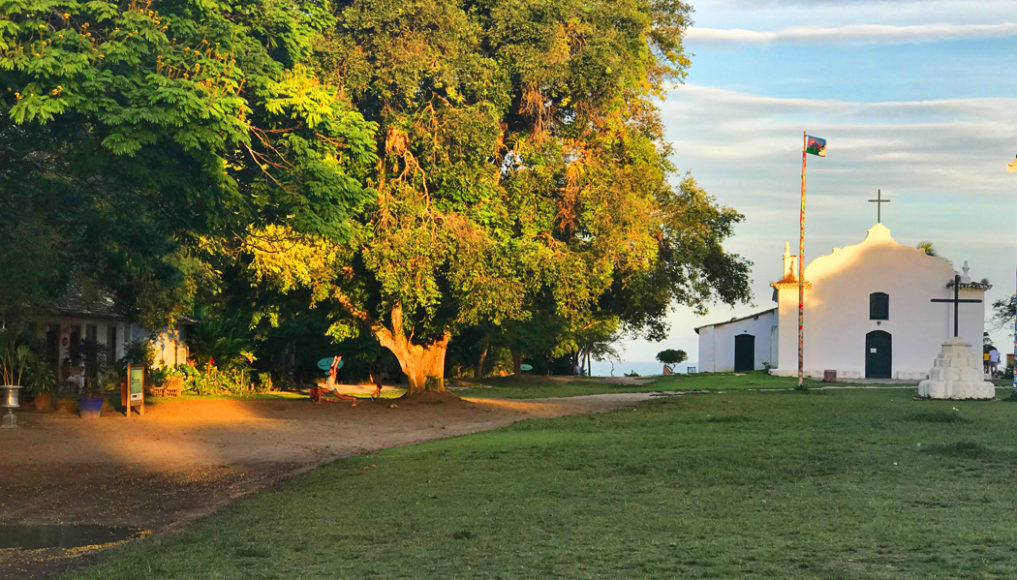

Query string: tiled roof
[53,280,124,319]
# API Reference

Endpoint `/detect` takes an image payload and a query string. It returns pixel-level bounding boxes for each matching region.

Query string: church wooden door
[865,331,892,379]
[734,334,754,372]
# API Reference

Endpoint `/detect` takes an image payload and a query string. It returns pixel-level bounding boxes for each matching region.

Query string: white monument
[917,269,995,400]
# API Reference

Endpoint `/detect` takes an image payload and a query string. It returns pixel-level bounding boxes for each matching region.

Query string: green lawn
[454,370,835,399]
[68,387,1017,579]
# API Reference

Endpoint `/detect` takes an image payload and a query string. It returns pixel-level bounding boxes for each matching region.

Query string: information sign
[125,363,145,417]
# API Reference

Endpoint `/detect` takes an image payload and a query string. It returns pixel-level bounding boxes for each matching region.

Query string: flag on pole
[1007,155,1017,173]
[805,135,827,157]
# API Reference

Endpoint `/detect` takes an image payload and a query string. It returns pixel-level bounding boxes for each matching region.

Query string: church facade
[696,224,989,380]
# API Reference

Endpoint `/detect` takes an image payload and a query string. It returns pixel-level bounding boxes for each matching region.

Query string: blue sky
[612,0,1017,368]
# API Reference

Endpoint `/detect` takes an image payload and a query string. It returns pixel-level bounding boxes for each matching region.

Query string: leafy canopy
[0,0,376,323]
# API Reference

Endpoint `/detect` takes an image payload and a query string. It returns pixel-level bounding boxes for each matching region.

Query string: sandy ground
[0,388,661,579]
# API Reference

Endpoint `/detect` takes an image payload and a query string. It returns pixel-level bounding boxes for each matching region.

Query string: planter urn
[1,385,22,428]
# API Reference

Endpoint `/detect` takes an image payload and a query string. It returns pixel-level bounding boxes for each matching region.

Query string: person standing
[369,359,384,399]
[989,347,1000,377]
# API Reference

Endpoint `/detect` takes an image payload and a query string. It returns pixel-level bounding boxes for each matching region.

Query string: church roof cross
[930,274,982,338]
[868,189,890,223]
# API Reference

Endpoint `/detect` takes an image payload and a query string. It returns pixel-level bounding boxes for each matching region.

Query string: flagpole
[798,131,806,390]
[1009,155,1017,393]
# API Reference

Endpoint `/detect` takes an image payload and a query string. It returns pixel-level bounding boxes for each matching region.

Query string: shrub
[189,361,252,396]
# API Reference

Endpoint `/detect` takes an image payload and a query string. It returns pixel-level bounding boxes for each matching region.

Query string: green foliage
[992,294,1015,328]
[257,372,274,391]
[655,348,686,366]
[0,0,376,323]
[0,330,33,386]
[916,240,937,256]
[119,338,155,369]
[0,327,49,392]
[187,311,255,370]
[182,361,253,396]
[21,352,56,395]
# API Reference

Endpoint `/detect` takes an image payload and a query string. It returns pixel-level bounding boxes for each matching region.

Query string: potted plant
[25,359,56,411]
[0,329,35,412]
[77,373,106,418]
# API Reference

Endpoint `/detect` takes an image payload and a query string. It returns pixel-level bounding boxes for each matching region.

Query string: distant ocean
[589,360,697,378]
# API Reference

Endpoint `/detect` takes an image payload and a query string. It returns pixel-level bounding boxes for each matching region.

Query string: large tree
[4,1,750,394]
[247,0,750,394]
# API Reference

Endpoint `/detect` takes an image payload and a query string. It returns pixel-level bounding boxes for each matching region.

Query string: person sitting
[315,378,358,405]
[65,367,87,395]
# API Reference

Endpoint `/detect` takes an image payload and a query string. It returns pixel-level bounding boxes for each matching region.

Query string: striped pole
[798,132,807,390]
[1008,155,1017,392]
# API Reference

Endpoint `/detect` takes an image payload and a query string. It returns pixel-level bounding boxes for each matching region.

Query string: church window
[870,292,889,320]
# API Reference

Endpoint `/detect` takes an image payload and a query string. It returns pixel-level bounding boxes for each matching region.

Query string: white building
[32,283,191,393]
[696,223,990,379]
[695,308,777,373]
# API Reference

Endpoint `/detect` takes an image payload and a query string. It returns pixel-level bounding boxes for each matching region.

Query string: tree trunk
[475,337,489,379]
[372,305,449,396]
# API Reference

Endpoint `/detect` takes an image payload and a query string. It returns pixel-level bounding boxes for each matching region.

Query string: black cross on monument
[868,189,890,223]
[930,274,981,338]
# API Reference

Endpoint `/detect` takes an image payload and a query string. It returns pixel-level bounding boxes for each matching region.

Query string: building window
[870,292,889,320]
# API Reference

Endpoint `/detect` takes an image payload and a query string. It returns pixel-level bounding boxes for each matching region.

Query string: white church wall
[774,291,804,376]
[769,323,779,370]
[772,225,985,380]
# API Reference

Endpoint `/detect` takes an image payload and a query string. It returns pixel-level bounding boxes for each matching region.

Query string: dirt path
[0,391,663,578]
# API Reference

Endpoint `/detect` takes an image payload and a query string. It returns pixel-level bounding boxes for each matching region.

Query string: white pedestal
[917,338,995,400]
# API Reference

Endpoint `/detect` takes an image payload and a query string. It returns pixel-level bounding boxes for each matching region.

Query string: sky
[608,0,1017,370]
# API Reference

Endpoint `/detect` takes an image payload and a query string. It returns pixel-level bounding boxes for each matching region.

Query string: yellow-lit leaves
[264,66,338,130]
[244,224,346,306]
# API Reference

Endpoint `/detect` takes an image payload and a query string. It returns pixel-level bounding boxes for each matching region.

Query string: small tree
[993,294,1016,328]
[916,241,937,256]
[656,349,687,373]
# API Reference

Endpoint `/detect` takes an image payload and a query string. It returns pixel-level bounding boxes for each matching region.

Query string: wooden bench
[149,376,184,397]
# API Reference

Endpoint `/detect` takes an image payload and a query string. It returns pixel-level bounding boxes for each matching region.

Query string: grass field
[452,370,827,399]
[68,383,1017,579]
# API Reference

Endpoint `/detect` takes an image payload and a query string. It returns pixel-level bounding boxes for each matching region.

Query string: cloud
[687,22,1017,45]
[689,1,1017,34]
[664,88,1017,205]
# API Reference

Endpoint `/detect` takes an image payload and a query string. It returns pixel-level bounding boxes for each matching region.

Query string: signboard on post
[126,363,145,417]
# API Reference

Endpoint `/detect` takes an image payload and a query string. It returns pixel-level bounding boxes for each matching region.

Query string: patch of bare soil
[0,390,660,579]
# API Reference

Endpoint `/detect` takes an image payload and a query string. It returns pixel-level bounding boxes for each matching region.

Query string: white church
[695,223,990,381]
